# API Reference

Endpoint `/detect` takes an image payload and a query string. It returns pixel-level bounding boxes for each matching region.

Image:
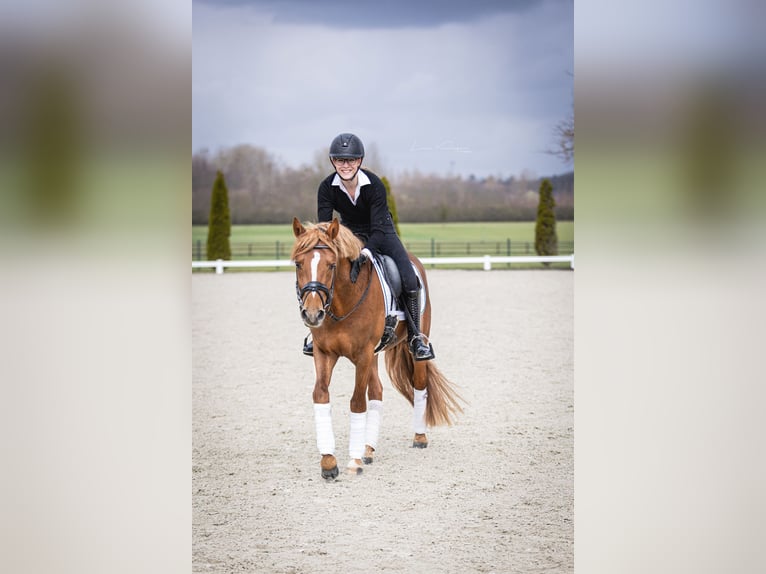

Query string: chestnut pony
[291,218,463,479]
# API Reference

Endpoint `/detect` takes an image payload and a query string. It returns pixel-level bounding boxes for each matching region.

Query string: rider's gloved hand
[350,248,373,283]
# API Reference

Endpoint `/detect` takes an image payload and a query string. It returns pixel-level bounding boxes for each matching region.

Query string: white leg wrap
[313,403,335,455]
[365,400,383,450]
[412,388,428,434]
[348,411,367,460]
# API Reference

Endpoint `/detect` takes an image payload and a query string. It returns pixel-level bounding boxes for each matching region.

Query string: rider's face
[332,157,361,180]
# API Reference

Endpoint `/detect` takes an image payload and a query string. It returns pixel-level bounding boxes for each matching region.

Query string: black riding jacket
[316,168,396,255]
[317,168,417,292]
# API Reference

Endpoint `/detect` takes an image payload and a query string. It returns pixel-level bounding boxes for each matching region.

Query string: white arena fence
[192,254,574,274]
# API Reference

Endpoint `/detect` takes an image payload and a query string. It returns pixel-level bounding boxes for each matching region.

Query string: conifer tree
[206,170,231,260]
[381,176,402,236]
[535,178,558,259]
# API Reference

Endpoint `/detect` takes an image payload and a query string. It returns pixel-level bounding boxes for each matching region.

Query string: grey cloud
[193,0,573,177]
[193,0,543,28]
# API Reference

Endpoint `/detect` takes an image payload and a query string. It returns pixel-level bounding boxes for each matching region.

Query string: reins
[295,244,373,323]
[326,262,372,322]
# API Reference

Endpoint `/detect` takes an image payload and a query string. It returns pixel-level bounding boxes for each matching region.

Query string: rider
[302,132,435,361]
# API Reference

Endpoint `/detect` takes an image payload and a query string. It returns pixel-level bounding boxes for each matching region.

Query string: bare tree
[553,104,574,164]
[549,72,574,164]
[192,145,574,224]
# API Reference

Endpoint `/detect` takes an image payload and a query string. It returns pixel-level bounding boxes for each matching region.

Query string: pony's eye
[329,263,337,270]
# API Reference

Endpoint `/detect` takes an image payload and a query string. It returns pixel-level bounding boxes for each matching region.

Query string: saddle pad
[369,257,426,321]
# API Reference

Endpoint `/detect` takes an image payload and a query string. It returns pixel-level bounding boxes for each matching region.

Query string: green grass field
[192,220,574,270]
[192,220,574,245]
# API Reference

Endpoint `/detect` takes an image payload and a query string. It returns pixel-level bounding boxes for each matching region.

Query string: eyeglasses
[332,157,360,166]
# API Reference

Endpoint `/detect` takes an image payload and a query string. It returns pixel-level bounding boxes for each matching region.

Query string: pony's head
[291,217,362,327]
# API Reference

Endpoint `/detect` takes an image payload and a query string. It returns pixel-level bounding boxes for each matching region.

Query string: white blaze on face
[309,251,321,300]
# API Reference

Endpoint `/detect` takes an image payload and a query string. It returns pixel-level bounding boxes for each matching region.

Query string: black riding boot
[404,290,435,361]
[303,333,313,356]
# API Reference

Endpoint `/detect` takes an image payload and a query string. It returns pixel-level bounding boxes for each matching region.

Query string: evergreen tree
[206,170,231,260]
[381,176,402,236]
[534,178,558,259]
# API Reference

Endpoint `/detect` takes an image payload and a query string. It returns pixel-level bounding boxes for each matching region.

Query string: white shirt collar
[332,170,370,206]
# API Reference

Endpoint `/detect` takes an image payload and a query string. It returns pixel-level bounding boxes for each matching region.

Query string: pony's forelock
[290,221,362,260]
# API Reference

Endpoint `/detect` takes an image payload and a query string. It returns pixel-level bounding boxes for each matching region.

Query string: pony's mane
[291,221,363,260]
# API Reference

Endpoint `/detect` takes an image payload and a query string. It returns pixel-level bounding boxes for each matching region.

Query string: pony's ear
[327,218,339,241]
[292,217,306,238]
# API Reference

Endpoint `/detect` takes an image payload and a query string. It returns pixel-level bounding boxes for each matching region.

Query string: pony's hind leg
[412,434,428,448]
[412,389,429,448]
[412,362,429,448]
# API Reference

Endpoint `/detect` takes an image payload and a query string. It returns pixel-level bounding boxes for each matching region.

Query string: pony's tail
[384,343,465,427]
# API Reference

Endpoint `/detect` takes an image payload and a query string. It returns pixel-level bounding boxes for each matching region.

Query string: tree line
[192,144,573,225]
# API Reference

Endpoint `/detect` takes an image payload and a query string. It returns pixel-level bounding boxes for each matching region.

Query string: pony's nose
[302,308,325,327]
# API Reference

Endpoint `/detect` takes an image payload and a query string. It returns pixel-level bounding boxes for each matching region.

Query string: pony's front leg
[346,411,366,475]
[363,355,384,465]
[313,351,339,480]
[346,352,379,475]
[350,398,384,468]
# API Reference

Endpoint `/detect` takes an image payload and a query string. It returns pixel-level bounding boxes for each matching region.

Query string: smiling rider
[302,132,435,361]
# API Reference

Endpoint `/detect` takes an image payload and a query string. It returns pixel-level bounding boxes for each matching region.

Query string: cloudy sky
[193,0,573,179]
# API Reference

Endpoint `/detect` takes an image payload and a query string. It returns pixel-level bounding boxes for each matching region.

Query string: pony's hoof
[362,457,373,465]
[320,454,338,480]
[362,445,375,465]
[346,459,364,475]
[321,466,339,480]
[412,433,429,448]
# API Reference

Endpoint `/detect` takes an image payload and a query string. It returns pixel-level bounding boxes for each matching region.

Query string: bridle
[294,244,372,322]
[295,244,336,315]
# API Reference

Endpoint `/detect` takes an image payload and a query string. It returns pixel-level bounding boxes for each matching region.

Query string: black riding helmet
[329,133,365,160]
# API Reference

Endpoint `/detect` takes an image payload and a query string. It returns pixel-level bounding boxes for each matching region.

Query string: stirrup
[409,335,435,361]
[303,335,313,356]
